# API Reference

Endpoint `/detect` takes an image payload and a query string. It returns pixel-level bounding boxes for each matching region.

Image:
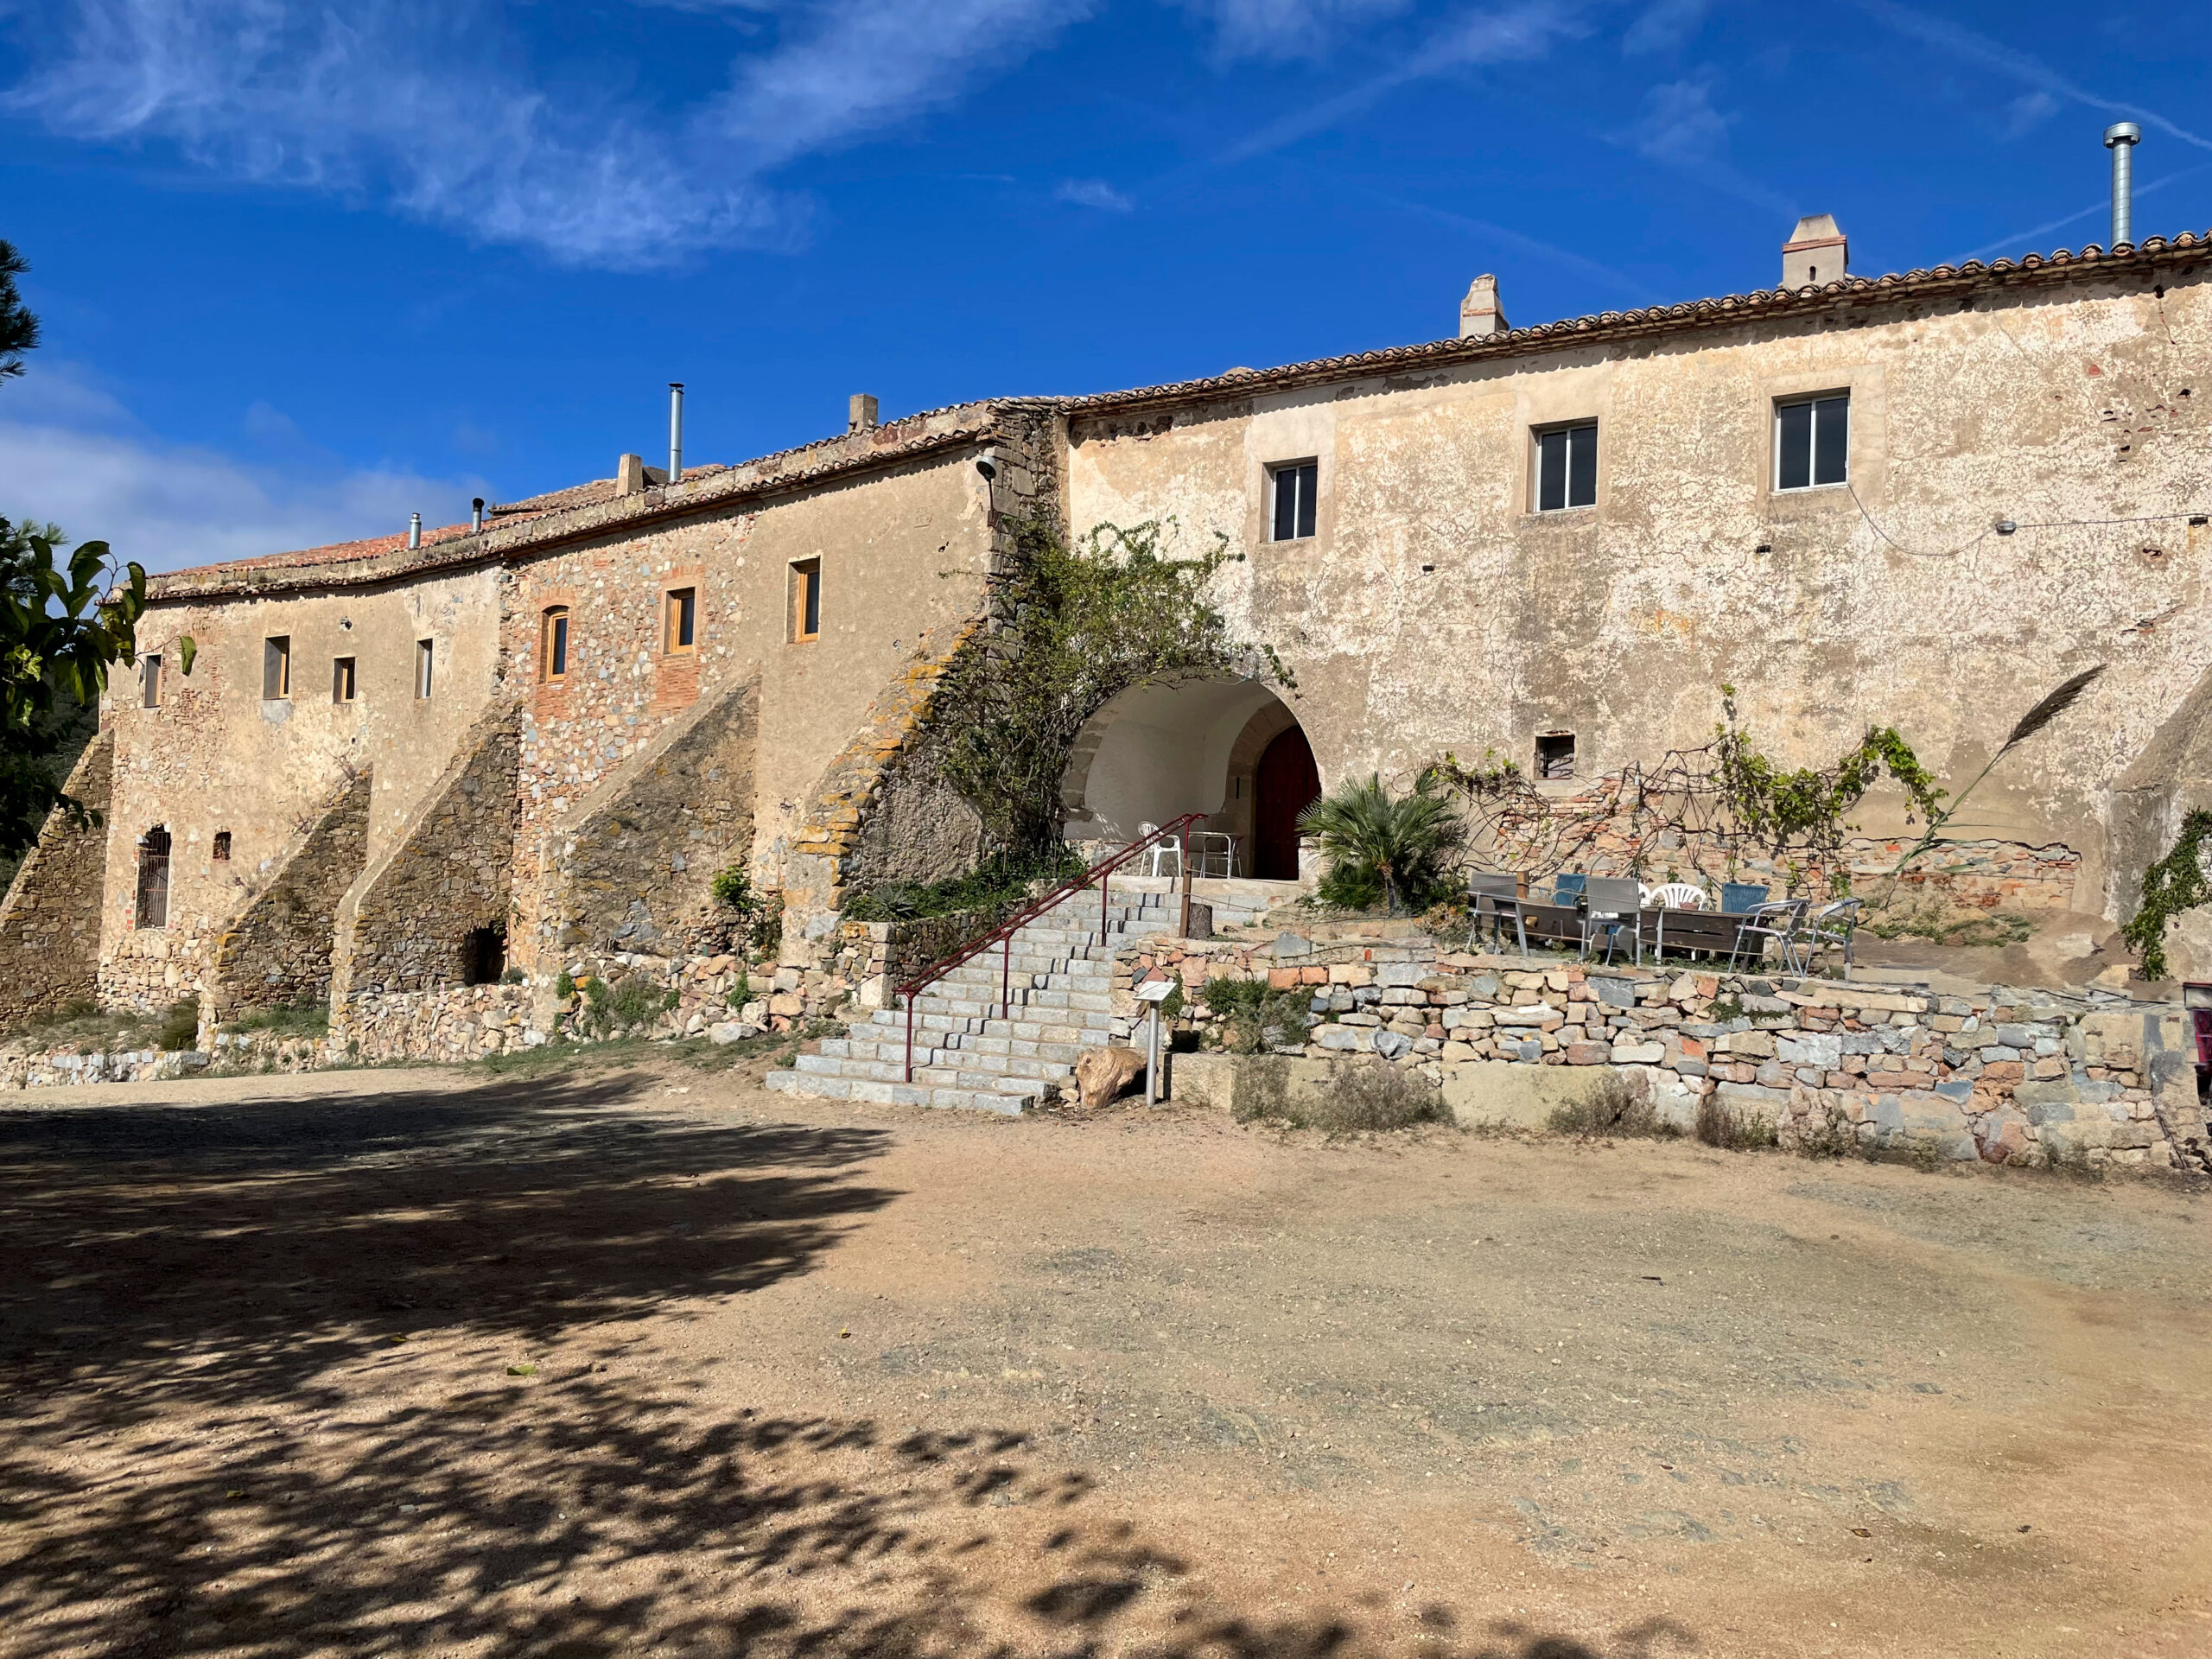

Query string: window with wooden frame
[539,607,570,683]
[140,653,163,709]
[332,656,357,703]
[415,639,435,700]
[790,558,822,644]
[664,587,697,655]
[263,635,291,699]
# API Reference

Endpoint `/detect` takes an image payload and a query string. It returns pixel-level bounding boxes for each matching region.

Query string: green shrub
[156,999,201,1052]
[1696,1096,1779,1151]
[1548,1072,1675,1138]
[1204,976,1313,1054]
[227,1000,328,1038]
[728,971,752,1009]
[555,969,576,999]
[711,865,759,911]
[499,965,525,986]
[1236,1057,1447,1134]
[842,847,1083,925]
[577,974,671,1038]
[1298,774,1465,915]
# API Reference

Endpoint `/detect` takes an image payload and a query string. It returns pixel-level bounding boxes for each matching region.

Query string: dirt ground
[3,1051,2209,1659]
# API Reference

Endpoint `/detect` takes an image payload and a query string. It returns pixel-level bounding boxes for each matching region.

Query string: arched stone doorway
[1060,678,1319,882]
[1253,726,1321,880]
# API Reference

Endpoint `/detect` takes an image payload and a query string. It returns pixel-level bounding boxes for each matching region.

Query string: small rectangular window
[1536,732,1576,780]
[664,587,697,654]
[1268,461,1319,542]
[213,830,232,861]
[1535,423,1598,512]
[1776,392,1849,491]
[333,657,356,703]
[415,639,435,700]
[263,636,291,700]
[540,607,569,683]
[141,653,163,709]
[791,559,822,644]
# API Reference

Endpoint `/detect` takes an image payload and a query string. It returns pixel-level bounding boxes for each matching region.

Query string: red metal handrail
[895,813,1204,1084]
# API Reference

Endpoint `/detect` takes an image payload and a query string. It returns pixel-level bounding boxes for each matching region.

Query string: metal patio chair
[1466,872,1529,957]
[1802,897,1863,976]
[1580,876,1646,967]
[1730,898,1810,974]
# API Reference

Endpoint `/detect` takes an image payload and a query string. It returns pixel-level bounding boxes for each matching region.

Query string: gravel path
[2,1055,2207,1658]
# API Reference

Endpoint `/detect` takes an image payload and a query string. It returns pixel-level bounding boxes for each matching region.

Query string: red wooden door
[1254,728,1321,880]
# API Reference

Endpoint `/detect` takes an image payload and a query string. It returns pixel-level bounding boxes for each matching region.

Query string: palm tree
[1299,774,1465,915]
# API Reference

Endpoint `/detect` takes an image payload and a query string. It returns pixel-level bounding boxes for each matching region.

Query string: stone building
[3,216,2209,1045]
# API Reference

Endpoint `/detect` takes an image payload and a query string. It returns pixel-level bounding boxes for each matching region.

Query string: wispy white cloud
[0,363,489,572]
[0,0,1090,270]
[1999,89,2058,141]
[1055,177,1133,211]
[1621,0,1705,56]
[1616,75,1795,216]
[1178,0,1413,60]
[1859,2,2212,153]
[1211,2,1587,168]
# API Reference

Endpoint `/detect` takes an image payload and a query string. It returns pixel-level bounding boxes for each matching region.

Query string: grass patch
[1548,1072,1675,1139]
[1866,901,2034,950]
[842,848,1082,925]
[223,999,328,1039]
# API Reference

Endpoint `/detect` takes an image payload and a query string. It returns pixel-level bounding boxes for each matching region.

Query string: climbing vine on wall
[2120,808,2212,982]
[925,517,1292,862]
[1427,669,2099,899]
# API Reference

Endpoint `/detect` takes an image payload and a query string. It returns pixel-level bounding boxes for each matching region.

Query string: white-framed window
[1268,460,1318,543]
[140,653,163,709]
[415,639,435,700]
[1534,423,1597,512]
[1776,392,1849,491]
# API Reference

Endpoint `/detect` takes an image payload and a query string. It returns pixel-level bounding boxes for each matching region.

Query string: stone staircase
[763,887,1175,1115]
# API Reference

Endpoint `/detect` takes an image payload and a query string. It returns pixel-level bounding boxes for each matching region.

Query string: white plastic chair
[1643,882,1707,910]
[1138,823,1182,879]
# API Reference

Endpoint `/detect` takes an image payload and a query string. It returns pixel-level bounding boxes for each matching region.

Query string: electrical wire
[1847,481,2211,556]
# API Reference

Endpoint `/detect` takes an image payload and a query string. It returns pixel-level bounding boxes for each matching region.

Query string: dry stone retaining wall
[1120,931,2207,1173]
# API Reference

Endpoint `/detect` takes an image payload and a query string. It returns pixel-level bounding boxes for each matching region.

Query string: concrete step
[764,1068,1033,1116]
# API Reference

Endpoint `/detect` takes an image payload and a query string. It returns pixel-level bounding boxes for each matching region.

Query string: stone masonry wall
[0,730,113,1029]
[537,676,759,961]
[332,703,522,1005]
[209,767,374,1014]
[1120,929,2207,1173]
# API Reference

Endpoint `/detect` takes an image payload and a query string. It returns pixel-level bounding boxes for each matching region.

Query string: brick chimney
[1459,274,1509,339]
[1781,214,1847,289]
[617,453,648,496]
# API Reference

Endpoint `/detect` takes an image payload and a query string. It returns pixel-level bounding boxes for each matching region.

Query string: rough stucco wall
[209,767,373,1013]
[1065,270,2212,927]
[99,569,503,1009]
[333,704,521,1001]
[0,730,114,1027]
[538,676,758,959]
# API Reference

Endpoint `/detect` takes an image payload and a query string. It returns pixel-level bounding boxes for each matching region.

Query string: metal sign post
[1134,978,1175,1108]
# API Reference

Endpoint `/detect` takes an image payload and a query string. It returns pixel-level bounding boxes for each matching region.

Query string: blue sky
[2,0,2207,570]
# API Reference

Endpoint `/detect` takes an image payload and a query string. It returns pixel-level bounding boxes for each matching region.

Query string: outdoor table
[1643,906,1761,962]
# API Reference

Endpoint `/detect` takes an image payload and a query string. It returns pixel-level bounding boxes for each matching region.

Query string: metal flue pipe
[2104,122,2140,247]
[407,512,422,550]
[668,382,684,485]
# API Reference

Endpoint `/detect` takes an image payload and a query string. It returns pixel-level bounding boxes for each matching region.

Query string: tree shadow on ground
[0,1073,1697,1659]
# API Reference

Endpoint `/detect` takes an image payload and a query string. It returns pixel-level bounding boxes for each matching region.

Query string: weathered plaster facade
[4,228,2209,1056]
